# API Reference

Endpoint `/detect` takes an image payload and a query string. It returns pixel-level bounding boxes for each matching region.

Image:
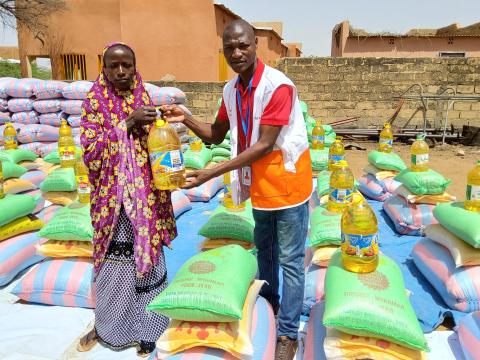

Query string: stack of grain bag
[0,77,15,124]
[358,150,403,202]
[300,100,336,149]
[59,81,91,146]
[304,251,429,358]
[210,133,231,163]
[11,202,94,308]
[147,245,275,359]
[39,167,78,206]
[383,165,452,236]
[411,202,480,314]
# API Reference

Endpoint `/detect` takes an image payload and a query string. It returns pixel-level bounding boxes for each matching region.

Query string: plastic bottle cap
[155,119,166,127]
[336,160,348,167]
[416,133,425,140]
[384,123,391,128]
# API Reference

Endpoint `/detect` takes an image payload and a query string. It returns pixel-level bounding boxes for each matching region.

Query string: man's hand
[126,106,157,133]
[159,104,189,123]
[182,169,214,189]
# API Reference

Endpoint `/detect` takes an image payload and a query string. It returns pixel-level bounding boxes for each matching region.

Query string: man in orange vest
[160,19,312,360]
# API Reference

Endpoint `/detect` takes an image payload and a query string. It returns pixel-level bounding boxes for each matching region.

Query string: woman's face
[103,46,136,91]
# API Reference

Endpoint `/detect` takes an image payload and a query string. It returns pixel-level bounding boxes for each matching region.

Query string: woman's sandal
[77,329,98,352]
[137,341,156,357]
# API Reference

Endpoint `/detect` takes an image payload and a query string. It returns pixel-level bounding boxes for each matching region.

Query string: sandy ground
[343,142,480,199]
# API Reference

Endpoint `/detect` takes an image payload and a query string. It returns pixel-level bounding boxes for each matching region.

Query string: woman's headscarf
[80,42,176,277]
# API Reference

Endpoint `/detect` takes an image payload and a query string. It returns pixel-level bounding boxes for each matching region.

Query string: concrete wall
[276,57,480,128]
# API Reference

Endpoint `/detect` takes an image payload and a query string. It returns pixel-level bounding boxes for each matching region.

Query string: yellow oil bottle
[188,129,203,152]
[148,118,185,190]
[465,160,480,212]
[223,171,246,211]
[75,154,91,204]
[311,119,325,150]
[327,160,354,212]
[328,136,345,170]
[341,198,379,273]
[58,120,76,168]
[410,134,429,172]
[378,123,393,153]
[0,161,4,199]
[3,122,18,150]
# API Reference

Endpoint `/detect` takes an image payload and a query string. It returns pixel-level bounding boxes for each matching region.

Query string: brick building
[332,20,480,58]
[17,0,301,81]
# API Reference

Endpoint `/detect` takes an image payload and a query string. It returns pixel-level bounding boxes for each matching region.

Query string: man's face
[223,30,257,75]
[103,47,135,91]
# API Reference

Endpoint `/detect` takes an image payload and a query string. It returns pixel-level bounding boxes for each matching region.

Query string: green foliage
[0,60,51,80]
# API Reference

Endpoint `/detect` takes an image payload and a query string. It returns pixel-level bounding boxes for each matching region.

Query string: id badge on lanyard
[237,77,253,187]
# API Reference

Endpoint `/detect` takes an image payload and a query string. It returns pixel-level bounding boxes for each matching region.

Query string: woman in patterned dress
[77,42,177,357]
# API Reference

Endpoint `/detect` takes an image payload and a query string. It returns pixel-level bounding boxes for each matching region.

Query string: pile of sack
[412,202,480,313]
[358,150,403,202]
[147,245,275,359]
[383,164,452,236]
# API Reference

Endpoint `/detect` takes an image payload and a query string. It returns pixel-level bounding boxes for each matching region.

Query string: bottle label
[312,135,325,143]
[150,150,184,173]
[379,138,393,146]
[4,135,17,145]
[76,175,91,194]
[60,146,76,161]
[411,154,429,165]
[330,154,345,162]
[329,188,353,203]
[467,185,480,201]
[342,233,378,257]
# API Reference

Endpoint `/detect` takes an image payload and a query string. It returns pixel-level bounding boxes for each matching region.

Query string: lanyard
[236,76,253,149]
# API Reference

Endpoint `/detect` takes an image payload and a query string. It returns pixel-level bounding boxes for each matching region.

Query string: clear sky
[1,0,479,56]
[217,0,480,56]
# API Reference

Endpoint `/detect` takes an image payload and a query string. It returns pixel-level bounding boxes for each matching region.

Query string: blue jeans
[252,201,309,339]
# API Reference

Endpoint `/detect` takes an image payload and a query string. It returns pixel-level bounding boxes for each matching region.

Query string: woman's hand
[126,106,157,133]
[159,104,189,123]
[182,169,214,189]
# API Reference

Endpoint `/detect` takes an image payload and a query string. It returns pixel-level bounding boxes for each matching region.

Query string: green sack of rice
[1,160,27,179]
[309,204,342,247]
[368,150,407,172]
[394,168,451,195]
[212,139,231,150]
[212,155,229,163]
[211,147,231,158]
[184,146,212,170]
[43,147,82,165]
[38,203,93,241]
[325,133,336,147]
[323,251,429,351]
[147,244,258,322]
[0,149,38,164]
[0,193,37,226]
[198,202,255,242]
[434,202,480,248]
[300,100,308,118]
[40,168,77,193]
[310,148,329,171]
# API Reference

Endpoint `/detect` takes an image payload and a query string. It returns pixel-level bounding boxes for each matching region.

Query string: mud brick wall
[151,57,480,128]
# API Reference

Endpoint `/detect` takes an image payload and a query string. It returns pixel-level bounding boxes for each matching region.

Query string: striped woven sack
[6,78,41,98]
[33,80,68,99]
[172,190,192,218]
[37,204,63,224]
[0,123,24,145]
[37,142,59,158]
[303,264,327,317]
[303,301,327,360]
[61,99,83,115]
[0,77,16,98]
[33,99,63,114]
[8,98,34,112]
[0,111,11,123]
[182,176,223,202]
[38,112,63,126]
[145,83,186,106]
[11,111,39,125]
[358,173,391,201]
[0,232,46,286]
[457,311,480,360]
[152,296,275,360]
[11,257,95,308]
[383,194,437,236]
[412,238,480,313]
[20,170,48,187]
[18,142,44,155]
[18,124,59,143]
[0,98,8,111]
[67,114,81,127]
[62,81,93,100]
